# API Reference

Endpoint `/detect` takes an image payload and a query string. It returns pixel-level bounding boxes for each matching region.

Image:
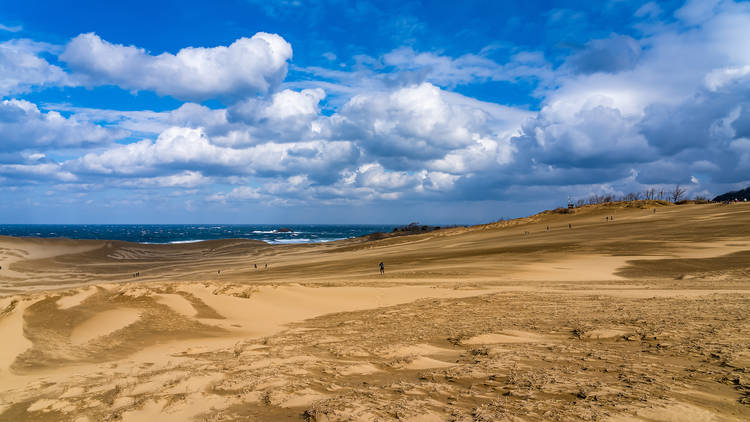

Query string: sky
[0,0,749,224]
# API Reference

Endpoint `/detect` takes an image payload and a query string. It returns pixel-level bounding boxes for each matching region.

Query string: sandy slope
[0,202,749,421]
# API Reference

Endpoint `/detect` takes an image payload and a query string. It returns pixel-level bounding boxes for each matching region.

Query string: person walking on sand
[379,262,384,275]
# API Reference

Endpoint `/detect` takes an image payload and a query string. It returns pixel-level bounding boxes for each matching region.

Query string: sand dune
[69,308,142,345]
[0,202,749,421]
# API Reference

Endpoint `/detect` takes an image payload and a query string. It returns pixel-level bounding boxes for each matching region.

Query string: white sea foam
[266,238,311,244]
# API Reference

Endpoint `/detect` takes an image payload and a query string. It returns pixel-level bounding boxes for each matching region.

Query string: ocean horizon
[0,224,398,245]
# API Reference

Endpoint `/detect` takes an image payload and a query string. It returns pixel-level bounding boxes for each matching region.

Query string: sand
[0,202,749,421]
[69,308,142,345]
[0,299,33,375]
[461,331,552,344]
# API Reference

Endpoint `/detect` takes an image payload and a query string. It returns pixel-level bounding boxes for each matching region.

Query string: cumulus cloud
[5,1,750,215]
[510,0,750,190]
[61,32,292,101]
[227,88,326,143]
[0,39,71,96]
[70,126,358,182]
[43,102,234,140]
[334,83,529,168]
[516,105,653,169]
[0,99,125,152]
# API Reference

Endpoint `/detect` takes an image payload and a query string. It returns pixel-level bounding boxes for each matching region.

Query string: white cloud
[516,104,654,168]
[122,171,210,188]
[0,39,71,96]
[0,162,77,182]
[5,2,750,212]
[227,88,326,143]
[70,126,358,181]
[61,32,292,101]
[208,186,264,202]
[0,99,125,152]
[705,65,750,91]
[512,0,750,188]
[44,102,235,140]
[336,82,530,167]
[354,162,418,190]
[0,23,22,32]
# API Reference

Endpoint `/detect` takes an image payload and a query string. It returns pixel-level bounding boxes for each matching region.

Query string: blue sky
[0,0,749,224]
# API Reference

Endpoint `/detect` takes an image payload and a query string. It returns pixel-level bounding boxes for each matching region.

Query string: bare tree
[624,192,643,202]
[658,188,665,201]
[670,185,686,203]
[643,188,656,200]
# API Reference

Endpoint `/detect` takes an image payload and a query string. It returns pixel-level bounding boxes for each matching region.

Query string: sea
[0,224,397,245]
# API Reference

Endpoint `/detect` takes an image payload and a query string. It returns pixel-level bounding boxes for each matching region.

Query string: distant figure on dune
[265,264,268,270]
[254,264,257,270]
[569,223,572,229]
[606,216,608,222]
[217,270,221,276]
[546,225,549,232]
[653,208,656,214]
[379,262,384,275]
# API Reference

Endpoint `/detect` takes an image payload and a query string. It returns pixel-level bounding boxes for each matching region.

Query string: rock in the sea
[277,227,293,232]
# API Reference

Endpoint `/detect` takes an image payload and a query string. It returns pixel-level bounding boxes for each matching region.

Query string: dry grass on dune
[0,202,749,421]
